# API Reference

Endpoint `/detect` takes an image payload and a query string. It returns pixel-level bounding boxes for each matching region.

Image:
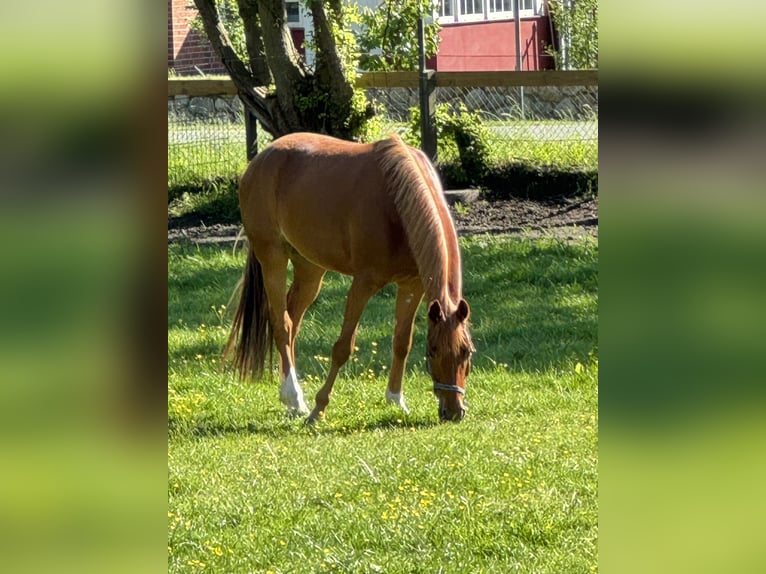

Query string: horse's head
[426,298,474,422]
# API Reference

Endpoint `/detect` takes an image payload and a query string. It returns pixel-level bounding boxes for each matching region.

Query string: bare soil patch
[451,195,598,240]
[168,195,597,245]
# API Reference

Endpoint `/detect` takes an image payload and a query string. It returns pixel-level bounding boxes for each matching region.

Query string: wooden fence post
[244,106,258,161]
[418,18,437,162]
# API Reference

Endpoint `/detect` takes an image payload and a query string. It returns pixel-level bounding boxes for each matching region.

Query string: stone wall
[168,95,244,123]
[169,85,598,125]
[365,85,598,122]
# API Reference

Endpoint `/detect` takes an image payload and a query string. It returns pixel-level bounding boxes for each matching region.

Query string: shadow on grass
[169,411,438,440]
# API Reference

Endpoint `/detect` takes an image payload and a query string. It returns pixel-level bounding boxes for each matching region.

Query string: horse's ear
[456,299,470,323]
[428,300,444,324]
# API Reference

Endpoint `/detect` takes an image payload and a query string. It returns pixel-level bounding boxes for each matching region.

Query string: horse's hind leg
[286,253,326,365]
[255,243,309,416]
[386,279,424,414]
[307,276,381,423]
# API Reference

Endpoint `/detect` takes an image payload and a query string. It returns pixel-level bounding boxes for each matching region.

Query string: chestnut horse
[225,132,473,422]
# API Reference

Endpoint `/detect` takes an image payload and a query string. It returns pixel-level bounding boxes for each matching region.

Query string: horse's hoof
[385,390,410,415]
[305,407,324,425]
[279,391,309,414]
[286,404,309,418]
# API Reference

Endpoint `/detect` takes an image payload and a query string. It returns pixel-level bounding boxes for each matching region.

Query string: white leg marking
[280,367,309,416]
[386,389,410,414]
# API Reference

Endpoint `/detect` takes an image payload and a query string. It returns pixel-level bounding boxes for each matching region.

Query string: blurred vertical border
[0,1,166,572]
[600,1,766,572]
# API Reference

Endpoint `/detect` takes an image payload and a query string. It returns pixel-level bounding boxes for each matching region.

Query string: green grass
[168,122,273,190]
[168,235,598,573]
[167,118,596,192]
[168,179,242,224]
[434,125,597,171]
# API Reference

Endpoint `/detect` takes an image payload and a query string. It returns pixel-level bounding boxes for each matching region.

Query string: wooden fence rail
[168,70,598,96]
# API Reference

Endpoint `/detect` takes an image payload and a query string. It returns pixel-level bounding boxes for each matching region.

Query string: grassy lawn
[168,235,598,573]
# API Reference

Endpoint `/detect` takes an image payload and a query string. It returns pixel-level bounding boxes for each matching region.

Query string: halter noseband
[426,358,466,395]
[432,381,466,395]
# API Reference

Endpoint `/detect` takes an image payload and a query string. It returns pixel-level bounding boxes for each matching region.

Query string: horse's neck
[417,211,462,311]
[376,137,463,307]
[404,145,463,307]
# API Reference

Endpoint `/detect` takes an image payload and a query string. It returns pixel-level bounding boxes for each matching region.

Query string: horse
[224,132,474,422]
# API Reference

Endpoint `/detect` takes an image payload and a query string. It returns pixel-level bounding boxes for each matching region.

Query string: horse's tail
[223,248,272,381]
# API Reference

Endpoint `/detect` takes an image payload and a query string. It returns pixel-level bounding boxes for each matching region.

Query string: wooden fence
[168,70,597,162]
[167,70,597,96]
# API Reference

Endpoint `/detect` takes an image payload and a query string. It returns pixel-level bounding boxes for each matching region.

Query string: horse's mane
[374,134,461,306]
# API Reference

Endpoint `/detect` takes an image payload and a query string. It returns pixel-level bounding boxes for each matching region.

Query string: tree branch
[235,0,272,85]
[255,0,310,131]
[306,1,353,99]
[193,0,279,135]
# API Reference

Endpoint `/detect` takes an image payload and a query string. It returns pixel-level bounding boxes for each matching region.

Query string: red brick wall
[168,0,225,75]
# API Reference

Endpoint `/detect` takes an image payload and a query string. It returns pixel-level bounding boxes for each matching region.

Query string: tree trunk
[193,0,364,139]
[193,0,279,135]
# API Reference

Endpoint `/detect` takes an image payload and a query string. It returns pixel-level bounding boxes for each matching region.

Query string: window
[460,0,483,15]
[438,0,542,23]
[489,0,537,14]
[489,0,512,13]
[286,2,300,24]
[438,0,453,18]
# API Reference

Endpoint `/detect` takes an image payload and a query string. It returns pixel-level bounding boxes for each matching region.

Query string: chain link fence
[168,82,597,189]
[168,95,252,190]
[365,84,598,167]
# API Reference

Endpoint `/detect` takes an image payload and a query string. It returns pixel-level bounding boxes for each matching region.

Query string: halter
[426,358,466,395]
[433,381,466,395]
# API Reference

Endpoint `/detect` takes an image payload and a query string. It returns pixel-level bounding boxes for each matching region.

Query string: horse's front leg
[385,279,424,415]
[307,276,381,423]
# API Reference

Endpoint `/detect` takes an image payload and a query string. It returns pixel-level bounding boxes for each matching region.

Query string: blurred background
[0,1,165,572]
[599,1,766,572]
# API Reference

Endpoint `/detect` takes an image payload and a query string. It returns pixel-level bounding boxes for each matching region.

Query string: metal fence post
[418,18,437,162]
[244,106,258,161]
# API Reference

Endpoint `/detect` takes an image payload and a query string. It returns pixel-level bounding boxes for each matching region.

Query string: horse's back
[238,133,416,279]
[240,133,377,203]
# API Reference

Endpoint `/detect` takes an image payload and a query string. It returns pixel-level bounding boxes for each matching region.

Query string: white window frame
[458,0,487,23]
[285,1,305,28]
[436,0,544,24]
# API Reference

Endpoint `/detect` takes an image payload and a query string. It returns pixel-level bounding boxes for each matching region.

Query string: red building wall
[435,16,555,71]
[168,0,225,75]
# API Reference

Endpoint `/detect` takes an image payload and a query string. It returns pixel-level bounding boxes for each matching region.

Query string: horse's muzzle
[439,405,466,422]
